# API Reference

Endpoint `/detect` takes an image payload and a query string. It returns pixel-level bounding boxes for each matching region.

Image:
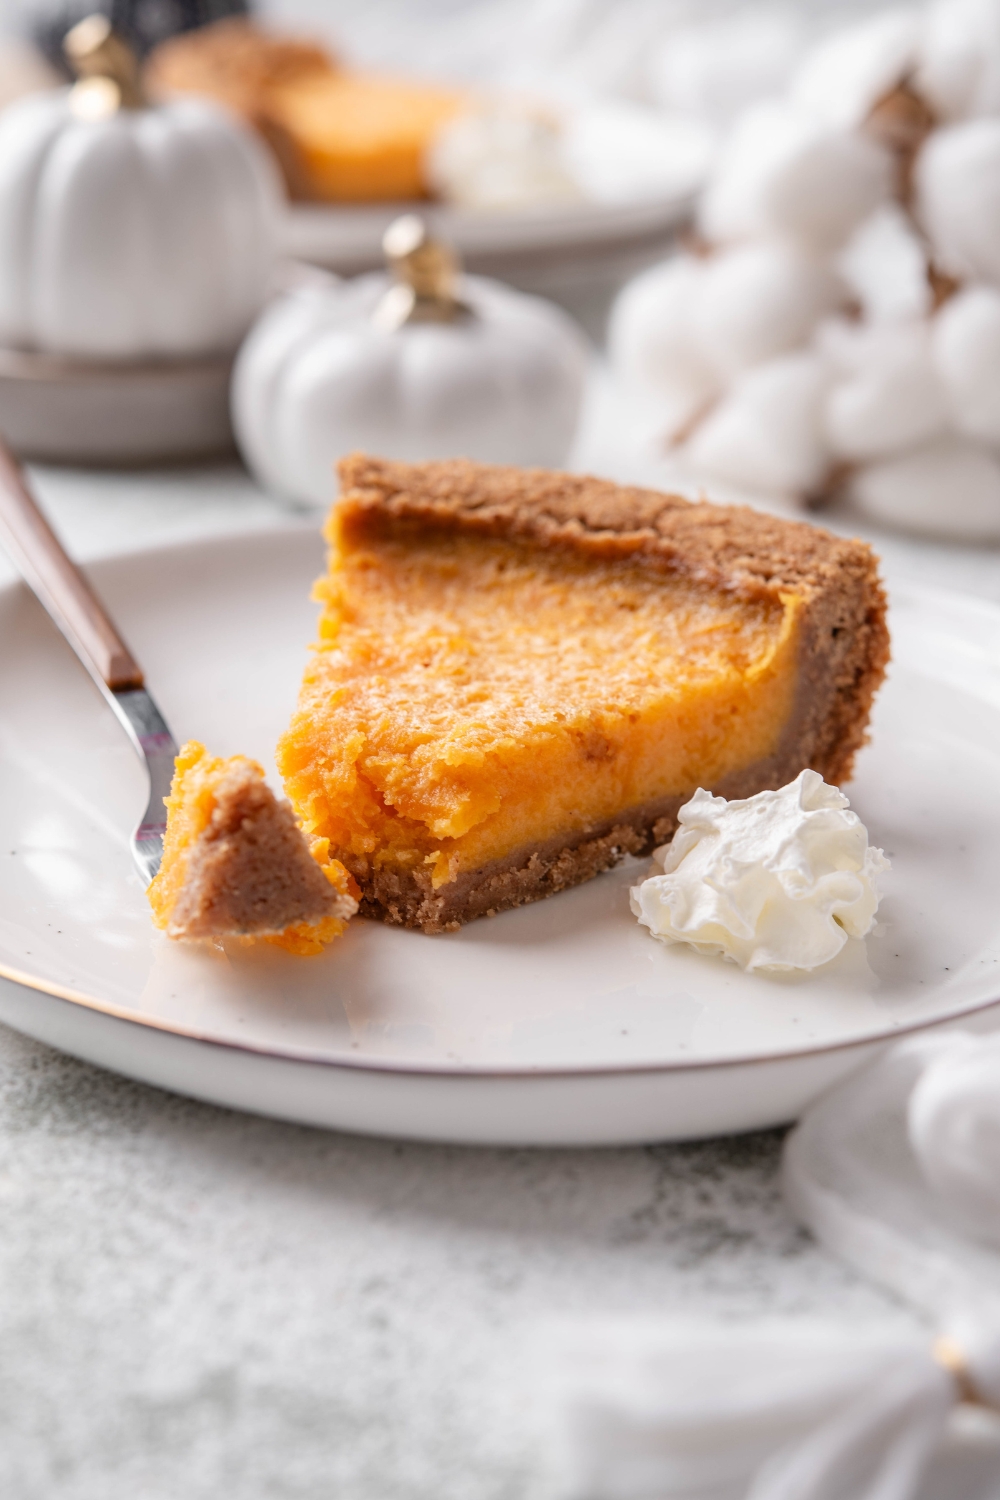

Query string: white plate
[279,97,711,282]
[0,348,235,465]
[281,192,697,308]
[283,193,695,268]
[1,528,999,1146]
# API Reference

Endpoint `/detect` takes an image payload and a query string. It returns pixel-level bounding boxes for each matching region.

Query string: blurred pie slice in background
[146,17,467,201]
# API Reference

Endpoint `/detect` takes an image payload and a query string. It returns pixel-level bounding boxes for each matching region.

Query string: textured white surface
[0,1024,917,1500]
[1,366,1000,1494]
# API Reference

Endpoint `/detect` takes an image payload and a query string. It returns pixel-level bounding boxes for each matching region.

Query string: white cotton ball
[607,255,721,407]
[815,315,880,377]
[648,11,805,132]
[699,100,894,253]
[838,204,932,323]
[917,0,1000,120]
[914,119,1000,285]
[563,103,714,205]
[849,437,1000,540]
[932,285,1000,443]
[791,8,919,129]
[823,322,949,461]
[692,241,846,379]
[686,351,832,496]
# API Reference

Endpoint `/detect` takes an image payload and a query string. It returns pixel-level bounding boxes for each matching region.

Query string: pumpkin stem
[373,215,471,331]
[65,14,147,115]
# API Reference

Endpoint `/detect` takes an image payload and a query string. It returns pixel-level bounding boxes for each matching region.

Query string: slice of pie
[277,456,889,934]
[148,742,357,954]
[263,72,468,203]
[146,19,467,202]
[144,18,334,117]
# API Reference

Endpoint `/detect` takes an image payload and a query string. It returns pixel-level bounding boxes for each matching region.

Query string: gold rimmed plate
[1,527,999,1144]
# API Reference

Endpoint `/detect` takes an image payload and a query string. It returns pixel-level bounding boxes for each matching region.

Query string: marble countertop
[3,371,1000,1498]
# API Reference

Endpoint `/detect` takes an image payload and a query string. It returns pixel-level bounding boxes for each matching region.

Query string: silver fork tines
[109,687,179,885]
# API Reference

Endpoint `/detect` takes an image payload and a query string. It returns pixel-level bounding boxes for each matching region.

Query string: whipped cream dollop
[630,770,889,973]
[426,103,584,211]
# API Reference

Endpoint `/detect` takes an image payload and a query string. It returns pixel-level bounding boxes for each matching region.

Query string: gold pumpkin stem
[373,214,470,331]
[933,1335,1000,1411]
[65,14,146,115]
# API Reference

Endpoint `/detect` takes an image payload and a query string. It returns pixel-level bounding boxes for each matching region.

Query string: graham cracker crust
[170,763,355,940]
[334,456,890,934]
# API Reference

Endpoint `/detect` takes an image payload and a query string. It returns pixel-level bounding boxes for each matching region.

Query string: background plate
[281,191,697,334]
[0,348,236,466]
[1,528,999,1144]
[283,193,697,272]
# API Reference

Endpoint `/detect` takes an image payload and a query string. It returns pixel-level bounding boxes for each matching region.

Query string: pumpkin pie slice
[146,19,466,202]
[148,742,357,954]
[278,456,889,934]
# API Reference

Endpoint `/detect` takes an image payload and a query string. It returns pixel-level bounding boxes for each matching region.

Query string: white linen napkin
[783,1030,1000,1319]
[547,1030,1000,1500]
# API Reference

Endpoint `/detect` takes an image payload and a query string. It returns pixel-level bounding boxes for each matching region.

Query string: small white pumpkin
[0,20,280,361]
[232,220,588,508]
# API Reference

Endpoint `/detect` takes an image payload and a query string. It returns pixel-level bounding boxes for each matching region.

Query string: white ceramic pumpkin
[0,88,281,360]
[232,257,589,508]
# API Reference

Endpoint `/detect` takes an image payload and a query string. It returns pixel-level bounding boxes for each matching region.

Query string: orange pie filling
[267,74,468,201]
[149,742,357,954]
[277,507,804,895]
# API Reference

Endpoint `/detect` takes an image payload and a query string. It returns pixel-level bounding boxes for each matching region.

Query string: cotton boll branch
[608,1,1000,539]
[700,100,895,254]
[863,78,937,201]
[914,119,1000,285]
[685,352,833,498]
[822,321,950,463]
[693,242,847,379]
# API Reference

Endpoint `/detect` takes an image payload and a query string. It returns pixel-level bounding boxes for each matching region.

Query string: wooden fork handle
[0,439,144,691]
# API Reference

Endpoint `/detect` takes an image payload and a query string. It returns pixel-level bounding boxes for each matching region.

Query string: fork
[0,439,179,884]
